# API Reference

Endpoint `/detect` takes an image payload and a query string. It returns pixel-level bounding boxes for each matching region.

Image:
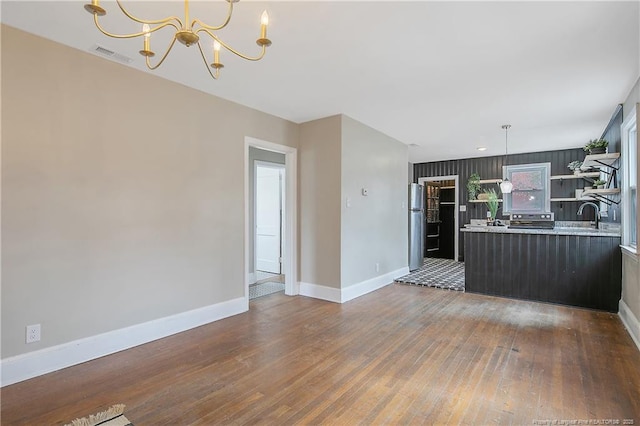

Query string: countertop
[461,224,621,237]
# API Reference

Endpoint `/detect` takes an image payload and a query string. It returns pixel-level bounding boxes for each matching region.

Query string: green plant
[484,188,499,220]
[467,173,481,200]
[593,179,606,186]
[567,160,583,171]
[583,138,609,152]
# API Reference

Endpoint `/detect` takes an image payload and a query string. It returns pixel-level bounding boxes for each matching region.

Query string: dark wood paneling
[599,104,623,223]
[414,148,595,260]
[464,231,622,312]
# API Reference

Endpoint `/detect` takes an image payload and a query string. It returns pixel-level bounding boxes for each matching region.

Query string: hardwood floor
[2,284,640,425]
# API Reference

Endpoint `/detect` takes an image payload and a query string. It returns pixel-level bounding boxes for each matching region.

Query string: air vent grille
[89,44,133,64]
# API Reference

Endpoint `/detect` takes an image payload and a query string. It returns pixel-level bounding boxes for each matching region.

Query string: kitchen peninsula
[462,225,622,312]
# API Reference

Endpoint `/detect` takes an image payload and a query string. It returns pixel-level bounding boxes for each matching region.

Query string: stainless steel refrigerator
[408,183,425,271]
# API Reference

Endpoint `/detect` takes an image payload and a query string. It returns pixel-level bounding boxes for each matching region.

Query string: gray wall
[248,147,285,279]
[298,115,408,290]
[340,116,408,287]
[299,116,343,289]
[1,26,299,358]
[623,77,640,121]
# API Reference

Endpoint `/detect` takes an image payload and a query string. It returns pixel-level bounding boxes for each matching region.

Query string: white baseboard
[247,272,256,285]
[341,267,409,303]
[619,299,640,352]
[299,281,342,303]
[299,267,409,304]
[1,297,247,387]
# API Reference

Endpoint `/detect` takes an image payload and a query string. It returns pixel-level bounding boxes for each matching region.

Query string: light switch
[460,205,467,212]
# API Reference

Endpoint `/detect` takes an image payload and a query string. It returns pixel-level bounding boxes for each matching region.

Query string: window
[503,163,551,214]
[622,105,638,249]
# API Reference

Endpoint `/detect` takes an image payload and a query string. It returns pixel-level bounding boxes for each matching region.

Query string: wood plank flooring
[2,284,640,425]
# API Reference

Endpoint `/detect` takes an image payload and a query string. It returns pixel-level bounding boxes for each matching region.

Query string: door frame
[244,137,298,306]
[417,175,459,261]
[254,160,285,275]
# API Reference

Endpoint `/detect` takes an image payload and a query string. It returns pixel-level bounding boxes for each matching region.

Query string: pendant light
[500,124,513,194]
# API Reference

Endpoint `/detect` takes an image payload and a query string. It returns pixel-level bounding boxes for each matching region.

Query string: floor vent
[89,44,133,64]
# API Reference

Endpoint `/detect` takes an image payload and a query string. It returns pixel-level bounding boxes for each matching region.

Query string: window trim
[621,104,638,249]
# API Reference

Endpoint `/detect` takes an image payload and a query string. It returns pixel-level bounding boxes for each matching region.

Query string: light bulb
[261,11,269,26]
[213,40,221,52]
[142,23,151,38]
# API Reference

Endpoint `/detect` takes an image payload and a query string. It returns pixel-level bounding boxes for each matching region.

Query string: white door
[256,164,283,273]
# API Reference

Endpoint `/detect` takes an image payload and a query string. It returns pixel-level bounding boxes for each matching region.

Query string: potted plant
[583,138,609,155]
[568,160,583,174]
[467,173,481,201]
[593,179,606,189]
[484,188,499,224]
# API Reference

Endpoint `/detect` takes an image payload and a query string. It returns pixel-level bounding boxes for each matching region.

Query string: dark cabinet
[464,231,622,312]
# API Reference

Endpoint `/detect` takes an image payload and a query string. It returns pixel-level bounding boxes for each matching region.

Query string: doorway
[252,162,285,299]
[417,176,459,261]
[244,138,298,306]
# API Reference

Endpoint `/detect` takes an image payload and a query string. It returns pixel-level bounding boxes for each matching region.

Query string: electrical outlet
[375,262,380,273]
[26,324,41,344]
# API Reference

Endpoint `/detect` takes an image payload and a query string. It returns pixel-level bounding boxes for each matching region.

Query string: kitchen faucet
[577,202,600,229]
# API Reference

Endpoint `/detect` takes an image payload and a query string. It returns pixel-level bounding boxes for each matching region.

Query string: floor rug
[249,281,285,300]
[65,404,132,426]
[255,270,283,282]
[395,258,465,291]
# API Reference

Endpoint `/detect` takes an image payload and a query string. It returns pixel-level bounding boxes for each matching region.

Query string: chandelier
[83,0,271,79]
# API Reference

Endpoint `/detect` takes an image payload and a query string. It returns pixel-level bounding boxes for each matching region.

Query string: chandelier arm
[115,0,183,26]
[94,14,180,39]
[196,41,220,80]
[145,36,179,70]
[191,1,233,31]
[197,29,267,61]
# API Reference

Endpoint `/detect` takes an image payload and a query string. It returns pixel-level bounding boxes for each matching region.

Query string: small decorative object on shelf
[567,160,583,174]
[593,179,606,189]
[467,173,481,201]
[583,138,608,155]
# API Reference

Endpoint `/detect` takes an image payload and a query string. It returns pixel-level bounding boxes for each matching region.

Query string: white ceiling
[2,1,639,163]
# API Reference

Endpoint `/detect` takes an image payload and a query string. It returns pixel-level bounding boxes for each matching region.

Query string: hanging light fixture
[83,0,272,79]
[500,124,513,194]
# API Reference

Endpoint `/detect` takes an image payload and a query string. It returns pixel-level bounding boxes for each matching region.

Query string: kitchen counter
[463,224,622,312]
[461,225,621,237]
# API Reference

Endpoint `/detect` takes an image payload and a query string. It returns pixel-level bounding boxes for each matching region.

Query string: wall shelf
[581,153,620,170]
[469,199,503,203]
[478,179,502,184]
[582,188,621,196]
[550,172,600,180]
[578,153,620,205]
[581,188,621,205]
[551,197,594,202]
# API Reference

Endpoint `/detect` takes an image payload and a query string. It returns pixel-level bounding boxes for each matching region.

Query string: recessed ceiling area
[2,1,638,163]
